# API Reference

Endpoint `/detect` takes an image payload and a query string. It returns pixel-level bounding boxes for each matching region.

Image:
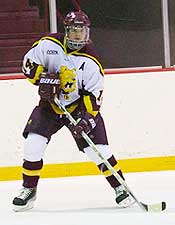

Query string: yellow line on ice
[0,156,175,181]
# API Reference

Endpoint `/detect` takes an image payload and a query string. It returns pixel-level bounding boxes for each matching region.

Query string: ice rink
[0,171,174,225]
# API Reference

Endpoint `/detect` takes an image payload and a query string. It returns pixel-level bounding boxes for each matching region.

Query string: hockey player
[12,10,133,211]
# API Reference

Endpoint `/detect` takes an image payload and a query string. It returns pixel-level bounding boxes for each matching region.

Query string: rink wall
[1,69,175,181]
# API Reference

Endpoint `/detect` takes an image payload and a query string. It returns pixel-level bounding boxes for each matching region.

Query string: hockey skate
[115,185,134,208]
[12,187,37,212]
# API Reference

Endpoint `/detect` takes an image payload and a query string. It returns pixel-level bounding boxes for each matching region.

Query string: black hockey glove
[38,72,60,103]
[68,112,97,139]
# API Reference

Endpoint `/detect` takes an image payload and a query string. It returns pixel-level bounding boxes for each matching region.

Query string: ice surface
[0,171,174,225]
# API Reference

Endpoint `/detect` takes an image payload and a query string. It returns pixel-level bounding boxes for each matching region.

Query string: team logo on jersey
[59,66,76,93]
[47,50,58,55]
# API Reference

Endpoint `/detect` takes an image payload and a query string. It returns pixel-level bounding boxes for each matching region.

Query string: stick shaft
[54,97,147,211]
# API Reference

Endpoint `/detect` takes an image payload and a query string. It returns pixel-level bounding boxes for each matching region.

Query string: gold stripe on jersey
[27,65,44,84]
[83,95,98,117]
[102,164,121,177]
[42,36,66,51]
[32,36,66,52]
[32,40,40,48]
[23,168,41,176]
[71,52,104,76]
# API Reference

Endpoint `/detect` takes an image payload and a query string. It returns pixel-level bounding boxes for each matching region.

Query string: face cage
[65,26,90,50]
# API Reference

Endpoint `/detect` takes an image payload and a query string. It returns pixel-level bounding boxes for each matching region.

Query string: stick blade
[141,201,166,212]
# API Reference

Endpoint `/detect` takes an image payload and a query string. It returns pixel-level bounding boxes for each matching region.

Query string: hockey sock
[22,159,43,188]
[97,155,125,188]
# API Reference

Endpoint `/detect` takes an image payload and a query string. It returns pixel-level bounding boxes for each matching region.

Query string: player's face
[68,25,86,42]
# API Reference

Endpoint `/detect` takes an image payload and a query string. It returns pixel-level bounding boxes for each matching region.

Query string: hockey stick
[54,96,166,212]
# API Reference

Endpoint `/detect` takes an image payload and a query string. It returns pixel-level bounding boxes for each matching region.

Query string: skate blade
[13,201,35,212]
